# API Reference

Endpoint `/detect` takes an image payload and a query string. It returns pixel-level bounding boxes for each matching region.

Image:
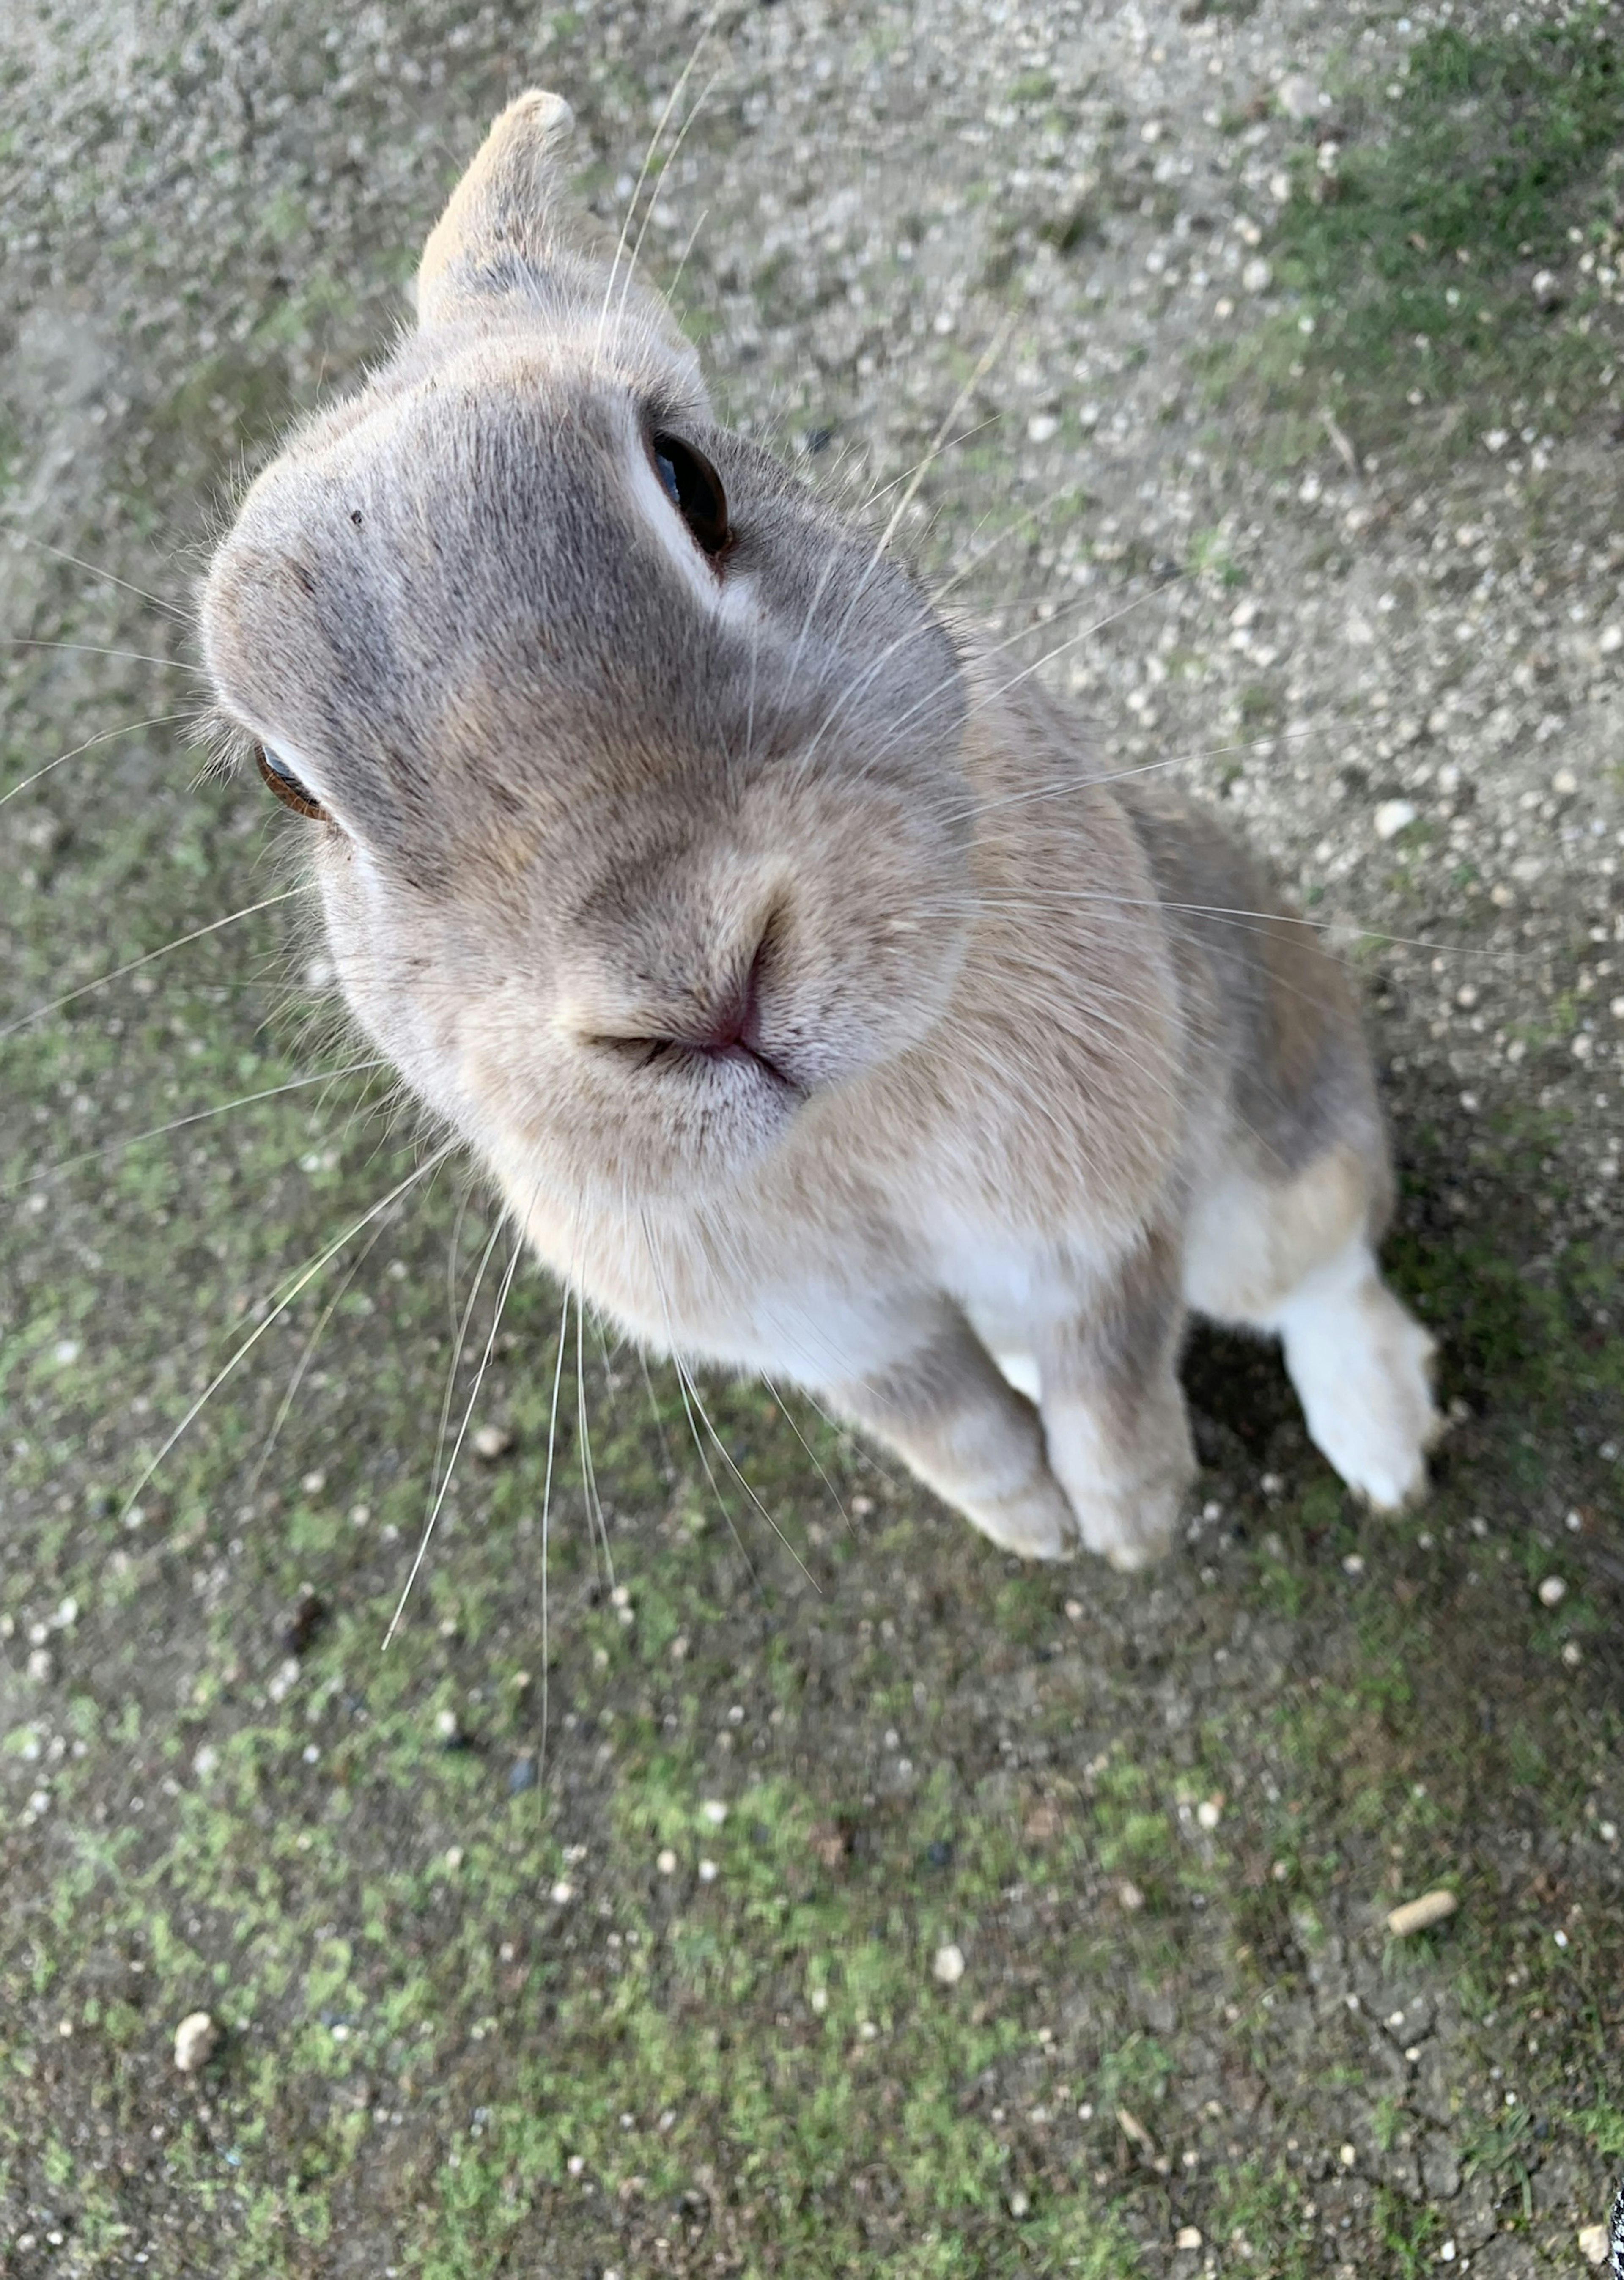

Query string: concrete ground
[1,0,1620,2272]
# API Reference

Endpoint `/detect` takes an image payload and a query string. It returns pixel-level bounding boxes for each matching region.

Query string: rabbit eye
[650,432,730,559]
[255,743,329,822]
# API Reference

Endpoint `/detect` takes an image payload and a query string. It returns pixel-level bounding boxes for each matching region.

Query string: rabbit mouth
[604,1032,808,1101]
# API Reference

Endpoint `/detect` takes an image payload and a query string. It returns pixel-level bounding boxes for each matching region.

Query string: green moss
[1205,8,1624,455]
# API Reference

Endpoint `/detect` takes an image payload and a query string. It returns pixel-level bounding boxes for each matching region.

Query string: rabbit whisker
[429,1209,506,1519]
[595,12,720,371]
[0,885,313,1041]
[384,1207,528,1649]
[4,636,208,676]
[3,1057,387,1197]
[538,1281,572,1777]
[244,1214,392,1498]
[931,887,1533,967]
[640,1210,769,1591]
[577,1286,616,1592]
[764,1376,854,1537]
[121,1138,456,1525]
[15,535,193,623]
[613,66,723,344]
[1,709,200,808]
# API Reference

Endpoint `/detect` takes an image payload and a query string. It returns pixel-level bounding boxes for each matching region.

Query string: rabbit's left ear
[417,90,609,329]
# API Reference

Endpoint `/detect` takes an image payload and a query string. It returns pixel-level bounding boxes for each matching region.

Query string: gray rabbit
[201,93,1440,1569]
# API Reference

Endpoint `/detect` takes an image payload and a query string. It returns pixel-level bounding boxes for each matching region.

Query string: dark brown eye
[255,743,329,822]
[650,432,730,559]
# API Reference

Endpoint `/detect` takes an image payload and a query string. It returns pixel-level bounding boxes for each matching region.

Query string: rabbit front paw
[1065,1470,1187,1572]
[961,1474,1077,1561]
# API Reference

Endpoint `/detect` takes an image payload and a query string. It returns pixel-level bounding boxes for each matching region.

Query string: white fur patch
[1271,1239,1440,1510]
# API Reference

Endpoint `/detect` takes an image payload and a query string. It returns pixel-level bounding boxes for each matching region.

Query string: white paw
[1284,1274,1441,1513]
[963,1474,1075,1561]
[1067,1468,1187,1571]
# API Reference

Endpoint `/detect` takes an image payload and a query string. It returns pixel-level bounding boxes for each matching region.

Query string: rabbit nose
[681,925,771,1059]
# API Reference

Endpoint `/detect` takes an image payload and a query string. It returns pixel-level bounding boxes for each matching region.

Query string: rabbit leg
[1035,1231,1196,1571]
[1186,1152,1440,1510]
[828,1310,1076,1560]
[1268,1237,1439,1511]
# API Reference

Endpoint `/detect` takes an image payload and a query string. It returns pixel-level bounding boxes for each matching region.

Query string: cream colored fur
[200,94,1441,1569]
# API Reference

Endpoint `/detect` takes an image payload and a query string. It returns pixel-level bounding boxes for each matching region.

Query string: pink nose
[687,935,767,1058]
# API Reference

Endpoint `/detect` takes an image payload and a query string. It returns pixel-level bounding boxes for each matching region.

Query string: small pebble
[1339,2143,1357,2167]
[656,1848,678,1875]
[1241,256,1272,294]
[1175,2225,1203,2252]
[173,2012,219,2074]
[1537,1575,1567,1608]
[550,1879,574,1904]
[1116,1877,1145,1912]
[472,1422,514,1461]
[1577,2221,1609,2265]
[1026,412,1059,444]
[1007,2188,1030,2217]
[26,1648,54,1683]
[1196,1798,1222,1830]
[701,1799,728,1826]
[1386,1888,1457,1937]
[1374,799,1417,841]
[697,1859,718,1883]
[1342,1553,1365,1577]
[1439,2238,1457,2263]
[1562,1642,1583,1669]
[932,1942,966,1986]
[435,1709,462,1745]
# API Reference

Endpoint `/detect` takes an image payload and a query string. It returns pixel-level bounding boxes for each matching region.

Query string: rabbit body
[201,93,1440,1568]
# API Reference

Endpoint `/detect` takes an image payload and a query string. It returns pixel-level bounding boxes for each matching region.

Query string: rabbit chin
[479,1046,812,1207]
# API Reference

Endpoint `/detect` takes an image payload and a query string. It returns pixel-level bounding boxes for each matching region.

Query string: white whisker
[384,1211,527,1649]
[121,1140,455,1524]
[15,536,192,623]
[3,636,208,676]
[244,1216,391,1496]
[2,1058,384,1198]
[0,885,313,1042]
[538,1283,572,1776]
[1,710,198,809]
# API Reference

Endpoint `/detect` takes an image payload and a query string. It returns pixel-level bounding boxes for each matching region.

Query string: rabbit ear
[417,90,608,327]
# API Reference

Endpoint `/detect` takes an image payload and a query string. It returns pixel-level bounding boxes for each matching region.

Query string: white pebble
[1196,1798,1222,1830]
[1242,256,1272,294]
[701,1798,728,1826]
[1374,799,1417,841]
[173,2012,219,2074]
[1579,2220,1610,2264]
[1175,2225,1204,2252]
[471,1423,513,1461]
[932,1942,966,1986]
[656,1849,678,1875]
[698,1859,718,1883]
[1537,1575,1567,1607]
[1026,412,1059,444]
[550,1879,573,1904]
[1342,1553,1366,1576]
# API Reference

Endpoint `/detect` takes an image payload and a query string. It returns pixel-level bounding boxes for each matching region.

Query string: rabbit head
[201,93,971,1205]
